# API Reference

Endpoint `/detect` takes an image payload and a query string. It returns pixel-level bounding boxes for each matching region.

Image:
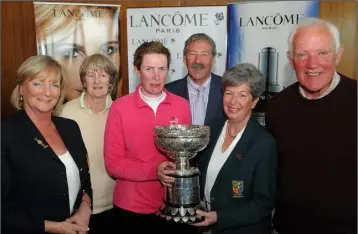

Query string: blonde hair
[34,5,119,53]
[10,55,67,115]
[79,54,119,93]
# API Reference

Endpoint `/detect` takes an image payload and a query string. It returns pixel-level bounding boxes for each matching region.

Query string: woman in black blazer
[158,63,277,234]
[1,55,92,234]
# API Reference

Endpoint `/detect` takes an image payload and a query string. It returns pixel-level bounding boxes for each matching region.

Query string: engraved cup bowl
[154,125,210,160]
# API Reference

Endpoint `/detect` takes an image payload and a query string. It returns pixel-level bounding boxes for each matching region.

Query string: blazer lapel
[205,74,222,125]
[176,76,189,100]
[53,117,83,169]
[210,118,257,196]
[226,118,256,162]
[17,111,61,163]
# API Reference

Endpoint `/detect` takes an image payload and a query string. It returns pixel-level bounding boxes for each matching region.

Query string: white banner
[127,6,227,93]
[226,1,319,126]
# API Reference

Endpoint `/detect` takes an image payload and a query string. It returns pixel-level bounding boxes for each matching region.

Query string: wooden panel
[320,1,357,79]
[1,2,16,119]
[1,0,357,120]
[180,0,227,6]
[1,2,37,120]
[355,3,358,80]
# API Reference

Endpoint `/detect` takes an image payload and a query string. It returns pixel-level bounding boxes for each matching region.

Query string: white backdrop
[227,1,320,89]
[127,6,227,93]
[226,1,319,126]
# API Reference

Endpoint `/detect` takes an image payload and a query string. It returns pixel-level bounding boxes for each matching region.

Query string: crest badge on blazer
[232,180,244,198]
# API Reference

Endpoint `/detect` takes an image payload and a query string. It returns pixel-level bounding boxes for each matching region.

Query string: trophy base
[157,203,204,224]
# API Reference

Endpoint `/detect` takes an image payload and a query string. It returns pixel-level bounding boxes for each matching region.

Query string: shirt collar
[187,75,212,90]
[134,84,172,107]
[299,72,340,99]
[80,91,113,114]
[139,85,165,102]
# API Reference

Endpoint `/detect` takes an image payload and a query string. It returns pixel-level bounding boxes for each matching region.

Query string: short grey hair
[183,33,217,56]
[288,17,341,57]
[79,54,119,93]
[222,63,264,99]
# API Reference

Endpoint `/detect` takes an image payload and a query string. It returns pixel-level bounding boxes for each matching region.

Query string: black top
[1,110,92,234]
[266,75,357,234]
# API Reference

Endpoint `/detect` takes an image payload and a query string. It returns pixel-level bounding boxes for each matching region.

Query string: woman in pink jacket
[104,41,197,234]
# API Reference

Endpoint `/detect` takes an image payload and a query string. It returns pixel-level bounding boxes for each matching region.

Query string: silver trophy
[154,124,210,223]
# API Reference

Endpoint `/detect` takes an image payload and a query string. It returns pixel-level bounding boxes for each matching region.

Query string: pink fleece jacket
[104,86,192,214]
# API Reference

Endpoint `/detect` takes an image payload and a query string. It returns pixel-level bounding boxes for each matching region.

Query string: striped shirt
[187,76,211,124]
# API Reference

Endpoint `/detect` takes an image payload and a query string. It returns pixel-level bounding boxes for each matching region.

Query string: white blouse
[204,120,246,210]
[58,151,81,214]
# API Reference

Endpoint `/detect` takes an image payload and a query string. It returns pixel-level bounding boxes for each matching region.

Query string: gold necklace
[226,129,237,138]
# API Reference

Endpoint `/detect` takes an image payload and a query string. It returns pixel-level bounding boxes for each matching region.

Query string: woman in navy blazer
[158,63,277,234]
[1,55,92,234]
